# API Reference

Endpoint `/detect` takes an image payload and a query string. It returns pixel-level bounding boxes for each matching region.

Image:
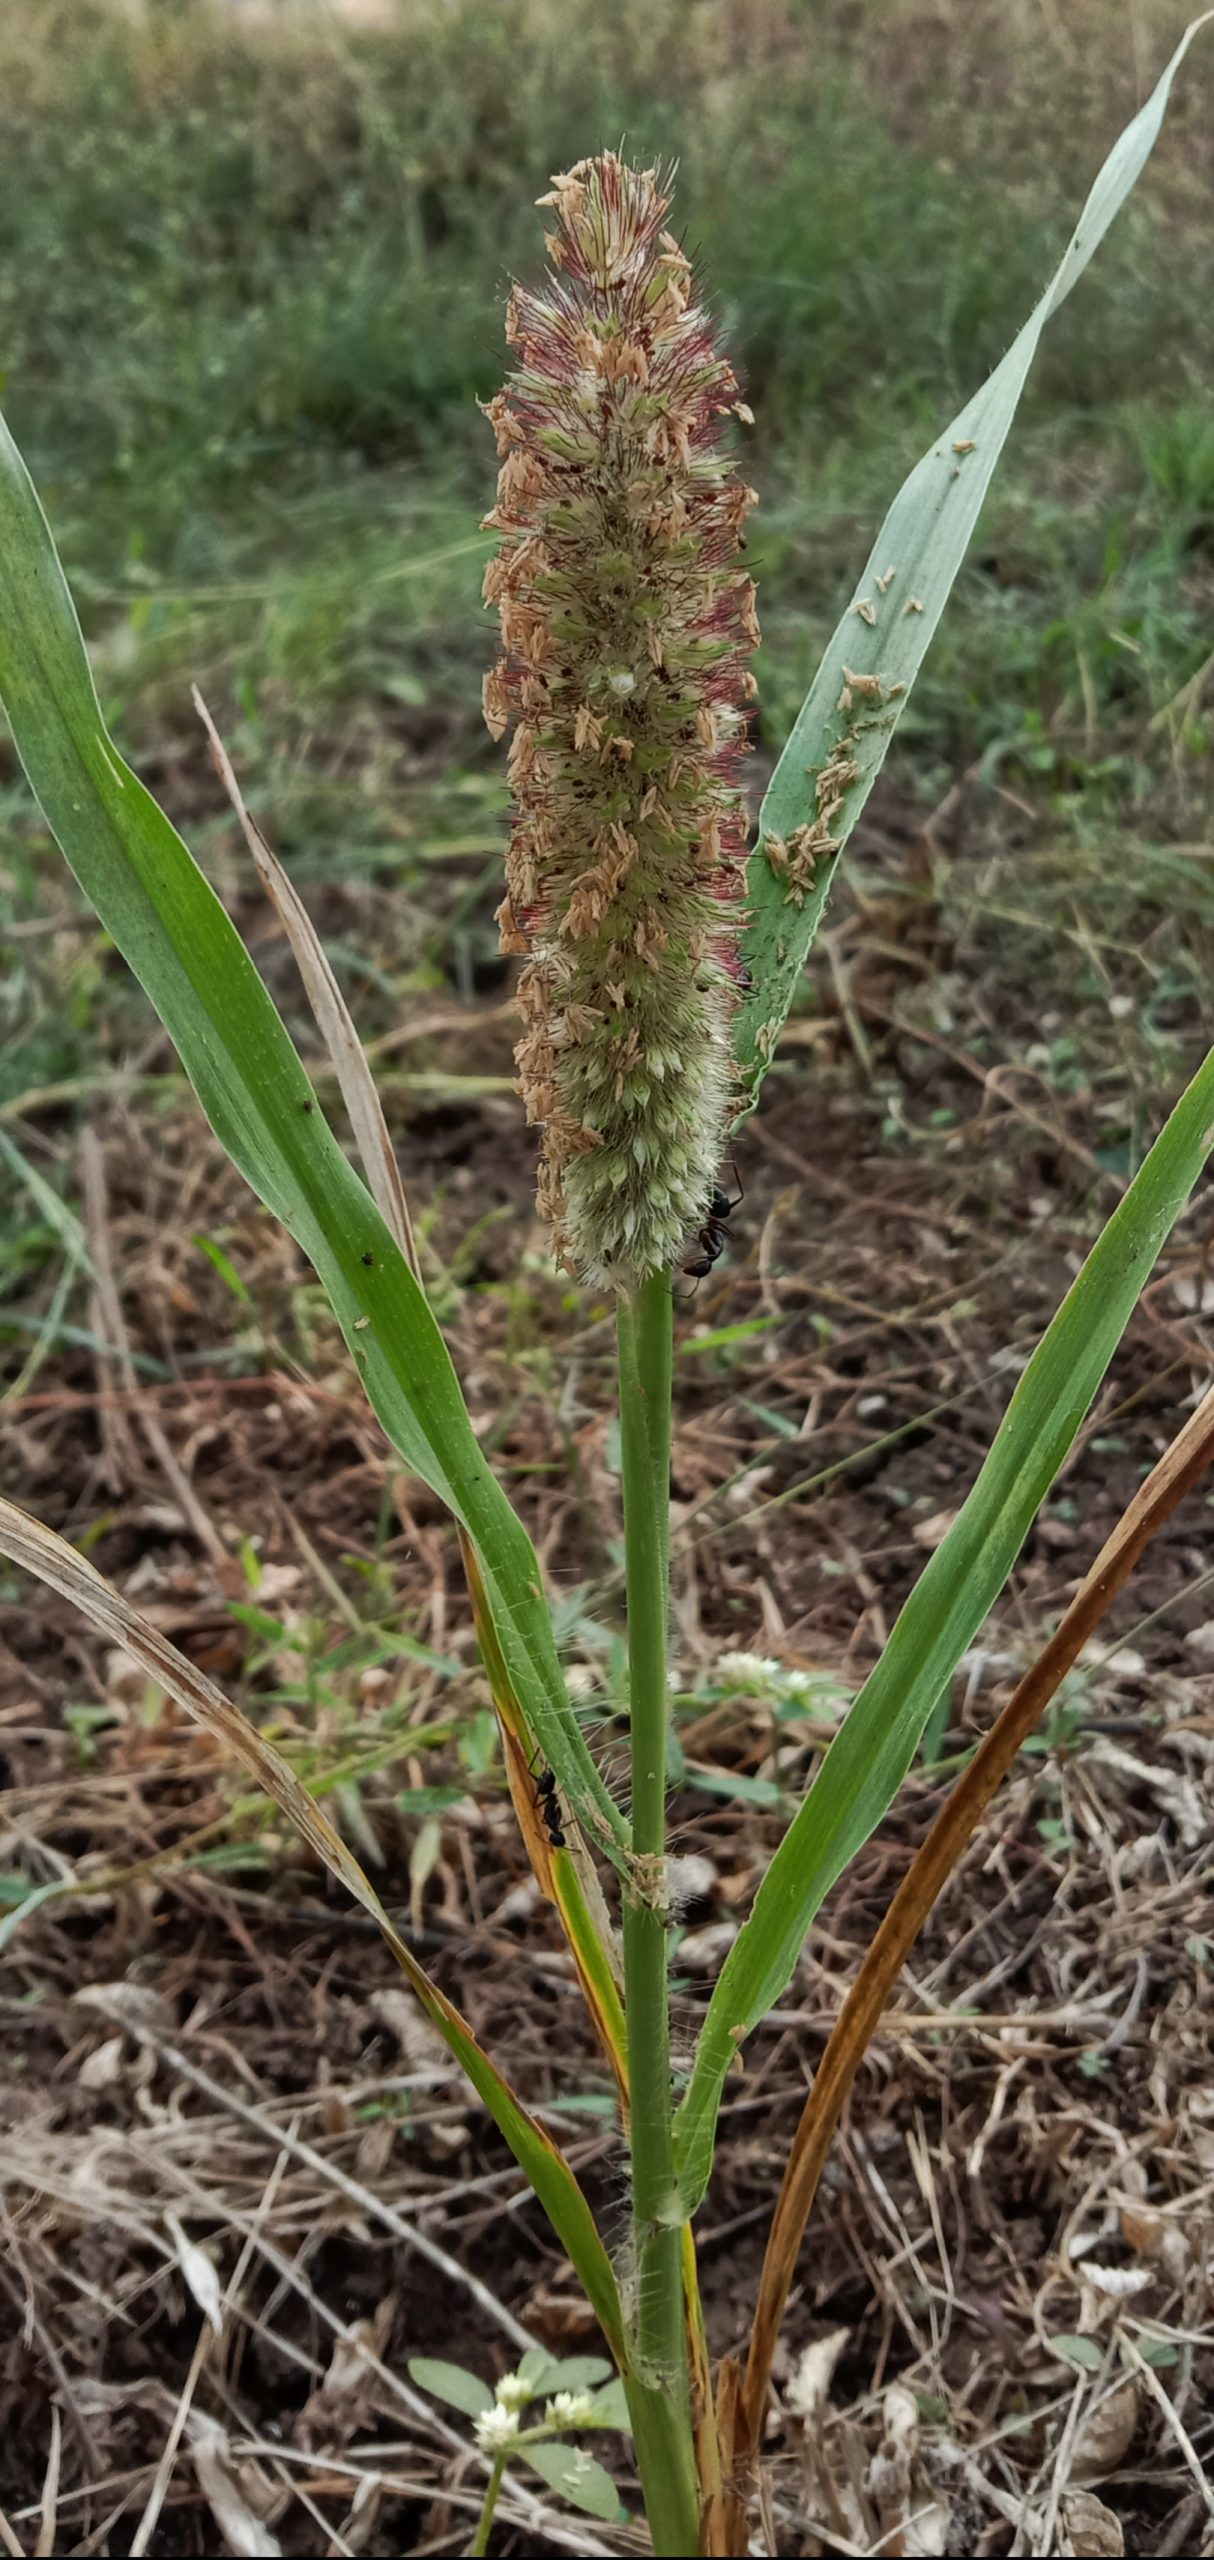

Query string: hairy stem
[618,1270,699,2552]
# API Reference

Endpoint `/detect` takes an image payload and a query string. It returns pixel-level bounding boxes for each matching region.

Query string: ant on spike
[529,1751,567,1852]
[681,1164,744,1280]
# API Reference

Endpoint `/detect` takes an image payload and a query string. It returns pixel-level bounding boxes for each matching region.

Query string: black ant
[529,1751,567,1852]
[681,1165,743,1280]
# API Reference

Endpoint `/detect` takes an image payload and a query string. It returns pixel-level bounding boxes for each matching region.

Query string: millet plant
[2,24,1213,2555]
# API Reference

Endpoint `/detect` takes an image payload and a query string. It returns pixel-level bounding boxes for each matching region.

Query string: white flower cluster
[473,2370,594,2452]
[713,1651,850,1715]
[473,2401,521,2451]
[547,2390,593,2426]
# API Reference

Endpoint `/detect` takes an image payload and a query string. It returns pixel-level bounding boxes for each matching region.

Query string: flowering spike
[483,151,758,1286]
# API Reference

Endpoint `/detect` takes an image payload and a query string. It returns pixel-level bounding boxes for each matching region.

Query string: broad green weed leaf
[1047,2336,1104,2372]
[517,2352,613,2396]
[736,11,1214,1118]
[520,2438,624,2522]
[407,2358,494,2418]
[584,2377,631,2429]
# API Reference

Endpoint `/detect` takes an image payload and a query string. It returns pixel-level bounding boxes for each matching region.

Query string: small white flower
[780,1668,849,1715]
[494,2371,530,2411]
[716,1650,780,1690]
[474,2404,521,2451]
[547,2390,593,2426]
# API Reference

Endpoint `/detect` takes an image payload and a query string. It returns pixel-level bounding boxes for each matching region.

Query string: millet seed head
[482,150,758,1286]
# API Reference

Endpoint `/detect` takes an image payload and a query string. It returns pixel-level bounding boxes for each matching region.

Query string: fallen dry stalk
[729,1380,1214,2489]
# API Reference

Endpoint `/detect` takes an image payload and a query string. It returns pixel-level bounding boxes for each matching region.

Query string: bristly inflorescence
[482,150,758,1287]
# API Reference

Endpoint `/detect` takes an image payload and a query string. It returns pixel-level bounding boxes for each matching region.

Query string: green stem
[618,1269,699,2555]
[626,2370,704,2559]
[469,2452,509,2557]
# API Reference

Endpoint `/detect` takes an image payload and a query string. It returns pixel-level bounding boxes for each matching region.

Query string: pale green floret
[547,2390,594,2425]
[564,1030,736,1285]
[717,1652,782,1687]
[475,2404,522,2450]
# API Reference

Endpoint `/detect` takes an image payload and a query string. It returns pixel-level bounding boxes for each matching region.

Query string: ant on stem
[528,1750,567,1852]
[680,1164,743,1280]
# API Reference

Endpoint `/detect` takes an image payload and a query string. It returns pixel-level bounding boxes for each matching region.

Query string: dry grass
[4,820,1213,2547]
[3,1612,1211,2551]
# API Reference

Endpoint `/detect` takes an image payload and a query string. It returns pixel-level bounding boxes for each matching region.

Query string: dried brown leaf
[1060,2490,1126,2557]
[784,2328,849,2424]
[1073,2379,1141,2483]
[165,2215,224,2336]
[190,2420,283,2559]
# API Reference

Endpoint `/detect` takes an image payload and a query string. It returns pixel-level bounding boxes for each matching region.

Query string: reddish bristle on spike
[483,151,758,1286]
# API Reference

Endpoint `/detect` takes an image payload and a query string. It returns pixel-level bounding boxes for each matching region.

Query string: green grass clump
[1,0,1210,1308]
[1,0,1209,737]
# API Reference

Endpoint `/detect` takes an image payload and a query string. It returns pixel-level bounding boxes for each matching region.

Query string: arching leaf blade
[736,11,1214,1119]
[674,1042,1214,2208]
[0,404,625,1863]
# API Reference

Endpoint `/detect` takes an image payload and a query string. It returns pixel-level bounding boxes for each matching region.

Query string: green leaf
[679,1317,781,1357]
[406,2357,494,2418]
[0,1876,65,1953]
[684,1768,786,1807]
[191,1232,254,1305]
[0,403,625,1870]
[735,11,1214,1119]
[517,2352,613,2396]
[673,1044,1214,2208]
[0,1127,87,1262]
[583,2376,631,2430]
[1047,2335,1104,2372]
[520,2438,624,2522]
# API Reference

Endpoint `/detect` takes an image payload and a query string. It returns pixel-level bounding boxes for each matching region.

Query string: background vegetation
[3,0,1212,1196]
[1,5,1212,2551]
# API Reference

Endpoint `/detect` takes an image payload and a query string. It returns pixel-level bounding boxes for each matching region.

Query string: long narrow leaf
[735,10,1213,1118]
[734,1381,1214,2468]
[673,1043,1214,2208]
[0,1491,626,2359]
[191,691,628,2086]
[0,415,626,1865]
[191,686,421,1281]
